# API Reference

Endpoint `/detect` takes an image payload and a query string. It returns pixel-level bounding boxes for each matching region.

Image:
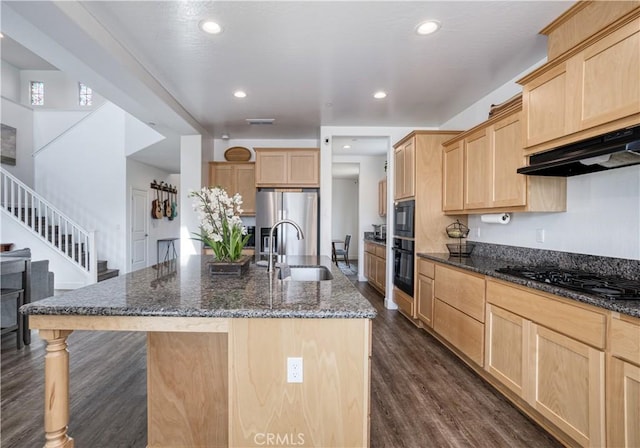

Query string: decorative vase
[207,255,251,277]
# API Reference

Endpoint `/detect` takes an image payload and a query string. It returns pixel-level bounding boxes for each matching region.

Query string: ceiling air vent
[246,118,275,125]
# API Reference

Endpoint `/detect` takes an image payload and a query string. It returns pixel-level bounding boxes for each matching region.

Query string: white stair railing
[0,167,97,280]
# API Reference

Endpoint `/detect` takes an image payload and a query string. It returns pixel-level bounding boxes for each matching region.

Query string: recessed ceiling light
[343,145,351,149]
[373,91,387,99]
[200,20,222,34]
[234,90,247,98]
[416,20,441,35]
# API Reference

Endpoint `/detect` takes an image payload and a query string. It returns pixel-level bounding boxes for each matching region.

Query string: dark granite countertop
[363,235,387,246]
[417,252,640,318]
[21,255,376,319]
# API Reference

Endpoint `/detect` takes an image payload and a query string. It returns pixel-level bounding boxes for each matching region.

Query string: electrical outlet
[536,228,545,243]
[287,357,303,383]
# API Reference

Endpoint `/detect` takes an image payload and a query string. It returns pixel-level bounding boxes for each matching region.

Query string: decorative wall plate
[224,146,251,162]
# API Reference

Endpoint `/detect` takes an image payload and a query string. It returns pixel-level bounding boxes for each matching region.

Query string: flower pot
[208,255,251,277]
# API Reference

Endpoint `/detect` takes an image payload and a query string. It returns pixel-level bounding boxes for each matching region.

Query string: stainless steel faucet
[267,219,305,273]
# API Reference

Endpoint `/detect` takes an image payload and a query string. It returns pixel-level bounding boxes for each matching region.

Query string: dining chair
[332,235,351,267]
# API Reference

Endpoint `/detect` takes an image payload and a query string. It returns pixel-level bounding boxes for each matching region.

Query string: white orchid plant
[189,187,250,262]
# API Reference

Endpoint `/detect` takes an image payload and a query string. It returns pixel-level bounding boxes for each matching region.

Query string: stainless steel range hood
[518,125,640,177]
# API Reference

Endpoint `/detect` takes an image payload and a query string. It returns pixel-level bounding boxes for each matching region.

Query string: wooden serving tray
[224,146,251,161]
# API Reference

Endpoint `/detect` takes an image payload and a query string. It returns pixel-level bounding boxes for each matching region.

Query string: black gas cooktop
[495,266,640,300]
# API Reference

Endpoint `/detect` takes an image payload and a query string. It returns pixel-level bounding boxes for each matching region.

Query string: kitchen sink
[280,265,334,281]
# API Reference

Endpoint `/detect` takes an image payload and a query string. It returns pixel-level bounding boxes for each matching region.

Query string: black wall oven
[393,238,415,297]
[394,200,415,238]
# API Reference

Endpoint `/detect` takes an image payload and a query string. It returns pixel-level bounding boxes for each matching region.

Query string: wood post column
[40,329,75,448]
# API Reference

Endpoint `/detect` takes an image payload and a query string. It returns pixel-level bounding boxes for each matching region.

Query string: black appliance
[518,125,640,177]
[394,200,415,238]
[393,238,415,297]
[496,266,640,300]
[246,226,255,248]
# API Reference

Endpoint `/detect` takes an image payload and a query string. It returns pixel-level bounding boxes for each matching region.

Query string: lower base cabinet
[364,242,386,294]
[607,315,640,448]
[416,259,435,328]
[434,299,484,365]
[394,287,414,318]
[486,280,606,447]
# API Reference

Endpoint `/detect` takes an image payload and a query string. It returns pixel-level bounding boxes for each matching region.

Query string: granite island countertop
[21,255,376,319]
[417,252,640,318]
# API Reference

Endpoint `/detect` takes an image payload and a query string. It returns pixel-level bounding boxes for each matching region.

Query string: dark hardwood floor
[1,266,561,448]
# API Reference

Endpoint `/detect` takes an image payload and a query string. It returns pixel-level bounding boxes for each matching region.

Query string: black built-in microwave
[394,200,415,238]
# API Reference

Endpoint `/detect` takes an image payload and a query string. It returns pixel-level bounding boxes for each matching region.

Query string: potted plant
[189,186,251,275]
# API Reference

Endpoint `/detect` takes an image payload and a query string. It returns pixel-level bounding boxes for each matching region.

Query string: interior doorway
[331,163,360,267]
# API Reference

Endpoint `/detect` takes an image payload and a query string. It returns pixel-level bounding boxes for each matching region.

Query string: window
[30,81,44,106]
[79,83,92,106]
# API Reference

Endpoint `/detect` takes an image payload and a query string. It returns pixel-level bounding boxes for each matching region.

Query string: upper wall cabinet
[254,148,320,188]
[519,8,640,155]
[394,138,415,200]
[209,162,256,215]
[442,107,567,214]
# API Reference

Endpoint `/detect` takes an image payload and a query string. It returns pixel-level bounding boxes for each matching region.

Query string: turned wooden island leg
[40,329,75,448]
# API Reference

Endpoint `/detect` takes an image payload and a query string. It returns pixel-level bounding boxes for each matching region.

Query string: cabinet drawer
[611,316,640,365]
[364,242,376,254]
[394,287,414,318]
[434,299,484,366]
[486,279,606,349]
[417,259,434,279]
[375,245,386,259]
[434,265,485,322]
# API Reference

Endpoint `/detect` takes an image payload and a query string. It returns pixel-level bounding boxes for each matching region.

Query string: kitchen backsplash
[472,242,640,281]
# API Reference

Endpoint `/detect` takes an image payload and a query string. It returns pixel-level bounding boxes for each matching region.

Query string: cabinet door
[442,142,464,212]
[364,252,373,282]
[576,18,640,131]
[607,356,640,448]
[464,128,491,209]
[255,151,288,186]
[378,178,387,217]
[403,139,415,198]
[416,274,434,328]
[210,164,234,191]
[374,256,386,291]
[235,164,256,215]
[522,63,572,148]
[485,304,528,396]
[491,112,527,208]
[394,146,405,200]
[288,150,319,186]
[528,324,605,447]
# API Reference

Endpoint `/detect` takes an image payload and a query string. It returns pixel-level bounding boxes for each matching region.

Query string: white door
[131,188,148,271]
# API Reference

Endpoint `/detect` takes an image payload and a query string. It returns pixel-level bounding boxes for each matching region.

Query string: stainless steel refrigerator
[256,189,319,260]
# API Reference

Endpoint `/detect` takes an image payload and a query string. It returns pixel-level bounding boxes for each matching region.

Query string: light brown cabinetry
[416,259,435,328]
[442,140,464,212]
[378,177,387,217]
[254,148,319,187]
[433,264,485,365]
[519,12,640,155]
[394,287,414,319]
[607,314,640,448]
[442,108,566,214]
[364,241,386,294]
[485,279,606,447]
[209,162,256,215]
[394,138,415,200]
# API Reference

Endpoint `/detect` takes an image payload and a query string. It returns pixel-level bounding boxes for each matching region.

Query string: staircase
[97,259,119,282]
[1,167,100,283]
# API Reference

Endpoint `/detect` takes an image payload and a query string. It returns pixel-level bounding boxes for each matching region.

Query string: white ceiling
[2,1,574,173]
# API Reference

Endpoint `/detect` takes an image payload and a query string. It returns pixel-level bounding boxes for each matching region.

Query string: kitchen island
[21,255,376,448]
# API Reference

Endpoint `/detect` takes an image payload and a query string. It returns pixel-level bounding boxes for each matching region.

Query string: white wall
[34,102,128,275]
[331,178,359,260]
[126,159,181,269]
[210,138,319,162]
[33,109,90,151]
[19,70,106,110]
[2,62,21,103]
[180,135,203,262]
[440,59,640,261]
[1,97,35,187]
